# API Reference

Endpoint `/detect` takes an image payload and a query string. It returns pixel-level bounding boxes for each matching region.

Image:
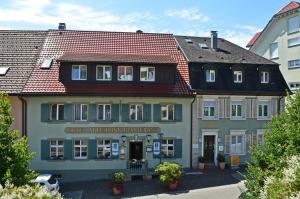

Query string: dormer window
[261,71,269,84]
[96,65,112,81]
[118,66,133,81]
[233,71,242,83]
[72,65,87,80]
[140,66,155,82]
[205,70,215,82]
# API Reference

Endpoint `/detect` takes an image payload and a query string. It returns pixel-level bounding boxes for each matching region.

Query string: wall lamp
[121,135,127,143]
[146,134,152,143]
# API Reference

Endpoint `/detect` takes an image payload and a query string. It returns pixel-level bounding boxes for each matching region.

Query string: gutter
[190,94,196,169]
[18,96,27,137]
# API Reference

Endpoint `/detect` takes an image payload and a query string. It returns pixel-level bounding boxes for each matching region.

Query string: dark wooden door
[129,142,143,160]
[204,136,215,162]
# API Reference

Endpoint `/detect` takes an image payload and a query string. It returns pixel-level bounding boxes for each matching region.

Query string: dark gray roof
[175,35,276,65]
[0,30,47,94]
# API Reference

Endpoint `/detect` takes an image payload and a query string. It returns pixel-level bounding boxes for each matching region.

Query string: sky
[0,0,294,47]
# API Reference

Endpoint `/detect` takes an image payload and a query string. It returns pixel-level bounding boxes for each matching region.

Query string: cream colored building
[247,1,300,92]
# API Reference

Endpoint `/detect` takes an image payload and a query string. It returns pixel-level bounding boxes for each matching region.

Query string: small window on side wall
[72,65,87,80]
[233,71,242,83]
[205,70,215,82]
[140,66,155,82]
[261,71,269,84]
[270,43,278,59]
[288,16,299,34]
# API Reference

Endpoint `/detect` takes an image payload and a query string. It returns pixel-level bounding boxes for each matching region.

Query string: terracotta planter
[219,162,226,170]
[168,180,178,190]
[112,183,124,195]
[198,162,205,170]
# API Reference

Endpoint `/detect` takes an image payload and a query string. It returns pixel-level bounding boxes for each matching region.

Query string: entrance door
[129,142,143,160]
[204,135,215,162]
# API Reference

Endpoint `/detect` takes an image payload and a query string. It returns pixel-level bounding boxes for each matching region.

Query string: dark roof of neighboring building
[57,53,176,64]
[247,1,300,48]
[0,30,47,94]
[175,36,276,65]
[23,30,191,96]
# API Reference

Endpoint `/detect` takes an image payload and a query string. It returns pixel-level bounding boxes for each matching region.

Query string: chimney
[58,23,66,30]
[211,31,218,50]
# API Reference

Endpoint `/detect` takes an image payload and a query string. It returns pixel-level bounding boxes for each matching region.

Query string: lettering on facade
[65,127,161,134]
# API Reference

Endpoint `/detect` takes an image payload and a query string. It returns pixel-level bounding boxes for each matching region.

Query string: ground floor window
[49,139,64,159]
[97,139,111,159]
[161,139,174,157]
[230,134,244,154]
[257,130,265,145]
[74,139,88,159]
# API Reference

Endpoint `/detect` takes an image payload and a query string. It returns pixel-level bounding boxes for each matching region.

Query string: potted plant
[198,156,205,170]
[217,153,226,170]
[110,171,125,195]
[155,162,181,190]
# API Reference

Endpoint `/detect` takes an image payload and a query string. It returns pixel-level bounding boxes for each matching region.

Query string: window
[0,67,9,76]
[40,58,52,69]
[97,139,111,159]
[161,104,175,121]
[96,65,112,81]
[270,43,278,59]
[203,101,216,118]
[50,104,64,121]
[206,70,215,82]
[288,37,300,47]
[129,104,143,121]
[72,65,87,80]
[233,71,242,83]
[231,102,242,118]
[257,130,265,145]
[288,59,300,69]
[49,140,64,159]
[97,104,111,120]
[260,71,269,83]
[74,104,88,121]
[258,102,269,119]
[140,66,155,81]
[74,140,88,159]
[118,66,133,81]
[289,82,300,91]
[161,139,174,157]
[288,16,299,34]
[231,135,244,154]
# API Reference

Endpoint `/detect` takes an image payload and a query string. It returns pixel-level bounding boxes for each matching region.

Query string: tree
[0,92,36,186]
[242,91,300,198]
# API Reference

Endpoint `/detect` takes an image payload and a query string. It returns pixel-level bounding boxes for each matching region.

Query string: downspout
[190,93,196,169]
[18,96,27,137]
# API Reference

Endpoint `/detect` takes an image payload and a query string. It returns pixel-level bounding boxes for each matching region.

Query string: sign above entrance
[65,127,161,134]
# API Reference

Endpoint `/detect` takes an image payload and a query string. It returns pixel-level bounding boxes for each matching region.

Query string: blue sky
[0,0,294,47]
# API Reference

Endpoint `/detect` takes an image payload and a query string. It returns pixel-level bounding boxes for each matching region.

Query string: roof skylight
[199,43,208,49]
[41,58,53,69]
[185,38,193,44]
[0,67,9,75]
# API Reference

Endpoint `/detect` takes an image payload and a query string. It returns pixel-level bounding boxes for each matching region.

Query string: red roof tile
[23,30,191,96]
[276,1,300,15]
[246,32,262,48]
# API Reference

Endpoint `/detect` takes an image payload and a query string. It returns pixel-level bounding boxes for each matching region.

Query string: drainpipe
[18,96,27,137]
[190,94,196,169]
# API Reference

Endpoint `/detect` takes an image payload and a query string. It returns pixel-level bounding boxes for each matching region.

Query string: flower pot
[112,183,123,195]
[198,162,205,170]
[219,162,226,170]
[168,180,178,190]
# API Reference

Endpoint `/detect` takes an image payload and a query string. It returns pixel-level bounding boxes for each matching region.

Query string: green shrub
[217,154,225,162]
[111,172,125,184]
[155,162,181,185]
[198,156,205,163]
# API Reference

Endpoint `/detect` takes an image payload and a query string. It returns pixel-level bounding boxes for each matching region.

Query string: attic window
[0,67,9,75]
[199,43,208,49]
[185,38,193,44]
[41,58,53,69]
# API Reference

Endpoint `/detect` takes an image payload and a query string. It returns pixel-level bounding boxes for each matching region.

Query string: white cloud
[165,8,209,22]
[235,24,261,33]
[221,30,253,48]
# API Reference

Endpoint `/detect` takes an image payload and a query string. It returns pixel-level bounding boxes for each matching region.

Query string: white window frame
[97,104,111,121]
[288,37,300,47]
[97,139,111,159]
[257,101,269,120]
[230,130,245,155]
[257,129,265,146]
[49,139,64,159]
[140,66,155,82]
[270,42,278,59]
[205,69,215,82]
[74,104,88,121]
[161,138,175,157]
[118,66,133,81]
[161,104,175,121]
[50,104,64,121]
[261,71,269,84]
[129,104,143,121]
[202,100,216,119]
[231,101,242,119]
[288,59,300,69]
[96,65,112,81]
[233,71,243,83]
[73,139,88,160]
[288,15,299,34]
[289,82,300,92]
[72,65,87,80]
